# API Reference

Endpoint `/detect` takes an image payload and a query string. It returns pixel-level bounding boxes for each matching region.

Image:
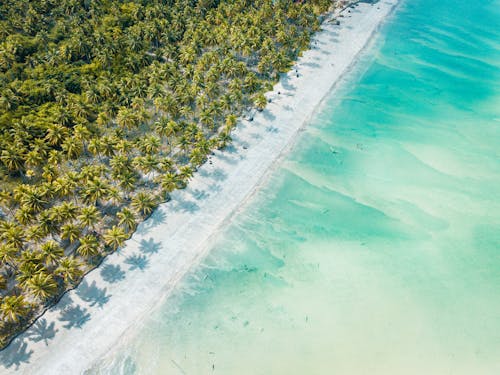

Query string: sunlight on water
[90,0,500,373]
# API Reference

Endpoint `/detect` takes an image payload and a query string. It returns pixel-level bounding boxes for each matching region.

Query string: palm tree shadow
[173,197,199,213]
[326,30,339,37]
[262,109,276,121]
[223,144,238,154]
[53,293,74,311]
[100,264,126,283]
[208,183,222,193]
[59,305,91,329]
[249,131,263,140]
[76,280,111,308]
[125,254,149,271]
[279,74,296,91]
[139,238,161,254]
[209,168,228,182]
[302,61,321,68]
[190,188,210,201]
[26,319,57,346]
[214,151,240,165]
[135,209,167,235]
[198,167,228,182]
[146,209,167,228]
[0,338,33,370]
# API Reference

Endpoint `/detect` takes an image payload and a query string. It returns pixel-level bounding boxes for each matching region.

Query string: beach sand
[0,1,399,373]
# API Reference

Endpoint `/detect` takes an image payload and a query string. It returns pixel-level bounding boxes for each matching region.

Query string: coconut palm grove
[0,0,335,346]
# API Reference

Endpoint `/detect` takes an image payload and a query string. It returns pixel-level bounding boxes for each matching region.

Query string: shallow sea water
[90,0,500,373]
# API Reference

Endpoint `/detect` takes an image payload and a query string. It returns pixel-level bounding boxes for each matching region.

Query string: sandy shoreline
[0,1,399,373]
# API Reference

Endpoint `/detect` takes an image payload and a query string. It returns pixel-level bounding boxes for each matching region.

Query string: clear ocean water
[91,0,500,373]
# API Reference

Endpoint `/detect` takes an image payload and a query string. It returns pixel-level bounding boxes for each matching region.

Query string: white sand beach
[0,1,399,373]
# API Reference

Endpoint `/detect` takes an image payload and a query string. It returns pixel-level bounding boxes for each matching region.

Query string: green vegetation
[0,0,335,346]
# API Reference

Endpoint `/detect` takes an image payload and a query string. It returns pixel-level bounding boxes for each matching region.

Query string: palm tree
[179,45,196,64]
[0,273,7,290]
[81,178,111,206]
[138,136,161,155]
[84,87,100,104]
[177,135,191,153]
[26,224,46,243]
[179,165,194,181]
[79,165,105,182]
[154,118,177,147]
[190,147,206,167]
[0,244,19,271]
[117,207,137,232]
[16,259,45,289]
[134,154,160,175]
[45,124,68,146]
[99,137,116,158]
[244,72,260,92]
[1,223,25,249]
[0,191,15,217]
[117,171,137,192]
[25,272,58,302]
[217,131,232,150]
[160,158,174,173]
[60,223,81,244]
[42,166,59,183]
[24,149,43,171]
[53,176,77,199]
[254,92,268,111]
[200,109,214,128]
[0,295,30,324]
[18,186,47,212]
[0,145,25,173]
[58,201,79,221]
[159,172,180,193]
[220,94,232,111]
[225,114,238,128]
[156,93,179,117]
[115,139,132,154]
[88,138,104,159]
[39,241,64,267]
[110,154,133,176]
[116,107,139,130]
[55,257,83,285]
[61,138,83,159]
[103,226,128,251]
[78,206,101,230]
[77,234,100,258]
[37,210,58,237]
[131,192,157,217]
[107,187,123,206]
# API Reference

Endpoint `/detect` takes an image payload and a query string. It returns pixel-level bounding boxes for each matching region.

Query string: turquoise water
[92,0,500,373]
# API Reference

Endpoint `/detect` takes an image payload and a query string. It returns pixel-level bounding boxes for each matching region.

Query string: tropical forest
[0,0,334,346]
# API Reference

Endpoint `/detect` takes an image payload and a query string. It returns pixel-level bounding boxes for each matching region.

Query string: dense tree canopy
[0,0,335,346]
